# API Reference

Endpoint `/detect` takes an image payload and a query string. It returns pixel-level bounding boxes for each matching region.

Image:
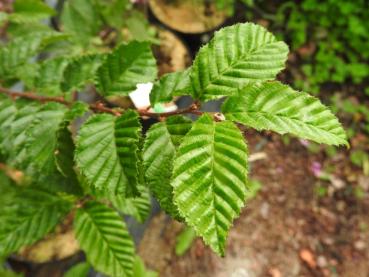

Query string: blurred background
[1,0,369,276]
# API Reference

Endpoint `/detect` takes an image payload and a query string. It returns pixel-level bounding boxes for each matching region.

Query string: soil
[138,131,369,277]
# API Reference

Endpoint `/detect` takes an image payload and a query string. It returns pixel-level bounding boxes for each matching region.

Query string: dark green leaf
[74,201,135,277]
[96,41,157,96]
[143,115,192,219]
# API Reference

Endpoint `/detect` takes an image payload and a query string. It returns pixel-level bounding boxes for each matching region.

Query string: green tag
[153,103,165,113]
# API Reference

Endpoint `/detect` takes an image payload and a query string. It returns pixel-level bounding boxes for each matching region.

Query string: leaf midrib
[198,40,283,97]
[83,209,128,276]
[229,111,345,139]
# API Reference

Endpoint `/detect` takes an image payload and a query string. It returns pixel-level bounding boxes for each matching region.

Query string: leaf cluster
[0,3,348,275]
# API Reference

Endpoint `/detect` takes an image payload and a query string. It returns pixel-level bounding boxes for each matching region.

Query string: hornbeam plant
[0,9,347,276]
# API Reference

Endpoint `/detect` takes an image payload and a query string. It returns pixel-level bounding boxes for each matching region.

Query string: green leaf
[64,262,90,277]
[96,0,131,28]
[0,98,17,155]
[150,69,192,105]
[1,104,41,167]
[25,103,68,174]
[0,267,23,277]
[75,111,142,197]
[0,32,66,78]
[124,11,159,44]
[143,116,192,219]
[33,57,70,96]
[171,114,248,256]
[10,0,55,23]
[74,201,135,277]
[132,256,158,277]
[61,0,101,45]
[0,12,8,27]
[222,81,348,146]
[61,54,104,92]
[190,22,289,100]
[108,185,151,223]
[175,227,197,256]
[96,41,157,96]
[55,102,89,177]
[0,188,72,256]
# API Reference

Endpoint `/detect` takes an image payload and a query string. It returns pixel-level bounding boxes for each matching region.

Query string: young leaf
[0,188,73,256]
[175,227,197,256]
[95,0,130,28]
[1,104,41,167]
[190,22,289,100]
[96,41,157,96]
[0,32,65,77]
[149,69,192,105]
[108,185,151,223]
[172,114,248,256]
[143,116,192,219]
[75,111,142,197]
[74,201,135,277]
[0,99,17,155]
[222,81,348,146]
[33,57,70,96]
[61,54,104,93]
[132,256,158,277]
[61,0,101,45]
[55,102,89,177]
[25,103,68,174]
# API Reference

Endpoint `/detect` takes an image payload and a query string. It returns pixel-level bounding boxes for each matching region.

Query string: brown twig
[0,86,205,118]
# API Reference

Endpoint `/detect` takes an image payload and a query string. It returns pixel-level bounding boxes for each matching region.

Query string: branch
[0,87,204,118]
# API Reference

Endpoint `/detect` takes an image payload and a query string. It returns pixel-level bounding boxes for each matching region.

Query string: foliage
[243,0,369,167]
[0,2,347,274]
[63,262,90,277]
[267,0,369,93]
[175,227,197,256]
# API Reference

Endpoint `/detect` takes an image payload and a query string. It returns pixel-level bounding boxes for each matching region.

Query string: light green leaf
[0,267,23,277]
[0,188,72,256]
[61,0,101,45]
[150,69,192,105]
[25,103,68,174]
[124,11,159,44]
[132,256,158,277]
[10,0,55,23]
[74,201,135,277]
[0,32,65,78]
[33,57,70,96]
[0,12,8,26]
[143,116,192,219]
[108,185,151,223]
[222,81,348,146]
[190,22,289,100]
[172,114,248,256]
[96,41,157,96]
[0,98,17,155]
[64,262,90,277]
[175,227,197,256]
[1,104,41,167]
[61,54,104,92]
[96,0,131,28]
[55,102,89,177]
[75,111,142,197]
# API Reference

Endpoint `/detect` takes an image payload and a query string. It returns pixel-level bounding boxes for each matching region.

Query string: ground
[138,131,369,277]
